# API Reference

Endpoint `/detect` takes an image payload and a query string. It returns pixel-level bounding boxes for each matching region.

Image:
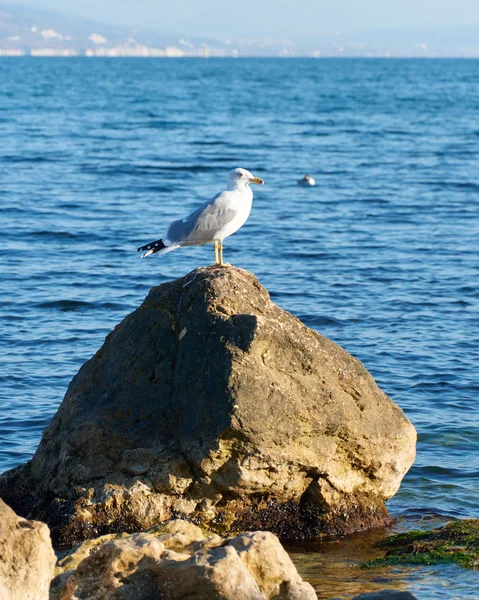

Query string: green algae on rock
[362,519,479,569]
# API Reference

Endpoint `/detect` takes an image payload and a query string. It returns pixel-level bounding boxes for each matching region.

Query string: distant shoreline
[0,54,477,59]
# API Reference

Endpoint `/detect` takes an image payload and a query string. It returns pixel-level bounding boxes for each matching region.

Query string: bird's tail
[137,238,169,258]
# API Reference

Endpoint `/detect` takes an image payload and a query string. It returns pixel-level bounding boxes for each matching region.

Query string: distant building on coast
[1,3,478,58]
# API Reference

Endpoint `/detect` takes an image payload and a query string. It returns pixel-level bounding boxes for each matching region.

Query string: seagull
[138,168,264,266]
[298,174,316,186]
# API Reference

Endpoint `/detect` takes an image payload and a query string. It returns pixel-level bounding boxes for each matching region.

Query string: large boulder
[0,499,56,600]
[0,266,416,548]
[52,522,316,600]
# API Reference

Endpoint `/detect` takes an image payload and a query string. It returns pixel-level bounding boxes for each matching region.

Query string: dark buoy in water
[298,174,316,186]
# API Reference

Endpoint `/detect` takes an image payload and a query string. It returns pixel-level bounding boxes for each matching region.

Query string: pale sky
[11,0,479,37]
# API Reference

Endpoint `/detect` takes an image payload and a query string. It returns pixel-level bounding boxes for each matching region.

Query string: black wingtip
[137,239,166,254]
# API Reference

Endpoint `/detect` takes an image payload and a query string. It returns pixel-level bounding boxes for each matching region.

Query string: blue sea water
[0,57,478,598]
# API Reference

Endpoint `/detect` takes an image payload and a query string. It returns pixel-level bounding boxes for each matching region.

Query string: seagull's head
[227,168,264,190]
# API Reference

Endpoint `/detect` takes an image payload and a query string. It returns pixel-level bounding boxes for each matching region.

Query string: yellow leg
[214,241,219,265]
[219,241,224,266]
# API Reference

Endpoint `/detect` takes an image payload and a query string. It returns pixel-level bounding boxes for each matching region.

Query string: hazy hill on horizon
[1,2,478,57]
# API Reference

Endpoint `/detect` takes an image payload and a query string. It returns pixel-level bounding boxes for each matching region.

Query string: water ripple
[0,59,478,596]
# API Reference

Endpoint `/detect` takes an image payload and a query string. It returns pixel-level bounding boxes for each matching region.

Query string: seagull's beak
[249,176,264,185]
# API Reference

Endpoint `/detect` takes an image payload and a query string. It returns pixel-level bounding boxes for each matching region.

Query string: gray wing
[166,192,236,246]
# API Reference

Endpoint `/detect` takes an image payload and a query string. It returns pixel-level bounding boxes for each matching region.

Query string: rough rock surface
[52,520,316,600]
[0,266,416,548]
[0,498,56,600]
[54,519,221,578]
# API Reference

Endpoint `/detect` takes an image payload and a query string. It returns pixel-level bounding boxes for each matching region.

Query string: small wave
[0,206,28,215]
[413,465,470,478]
[29,231,105,242]
[396,506,461,520]
[299,314,344,328]
[142,185,175,193]
[269,290,315,299]
[2,155,62,164]
[191,140,227,146]
[417,180,479,191]
[282,251,339,260]
[34,300,125,312]
[147,120,193,129]
[81,164,221,176]
[30,231,76,239]
[299,130,331,137]
[35,300,92,311]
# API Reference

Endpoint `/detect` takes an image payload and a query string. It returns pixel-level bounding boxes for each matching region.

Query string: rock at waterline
[0,266,416,548]
[51,519,317,600]
[0,498,56,600]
